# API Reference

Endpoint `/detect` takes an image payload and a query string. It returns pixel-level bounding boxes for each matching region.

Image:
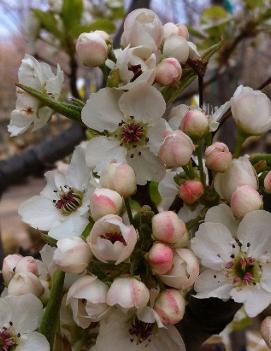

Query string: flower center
[225,254,261,286]
[0,324,19,351]
[53,186,83,216]
[101,232,126,245]
[128,64,143,82]
[129,318,154,345]
[115,118,149,150]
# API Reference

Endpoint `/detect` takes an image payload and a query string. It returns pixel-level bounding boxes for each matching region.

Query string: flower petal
[66,146,91,190]
[148,118,166,154]
[82,88,123,131]
[205,204,238,237]
[49,215,89,239]
[8,110,33,136]
[119,85,166,123]
[158,171,178,210]
[191,222,237,270]
[261,263,271,293]
[16,332,50,351]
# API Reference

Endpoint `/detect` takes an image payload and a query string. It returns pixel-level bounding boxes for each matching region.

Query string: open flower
[66,275,109,329]
[191,207,271,317]
[82,85,166,184]
[91,309,186,351]
[107,46,156,90]
[8,54,64,136]
[87,214,138,264]
[0,294,49,350]
[19,147,92,239]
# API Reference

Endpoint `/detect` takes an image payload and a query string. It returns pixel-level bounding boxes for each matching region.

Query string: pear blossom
[107,277,150,310]
[231,85,271,135]
[18,147,92,240]
[191,207,271,317]
[90,188,123,220]
[15,256,38,275]
[261,316,271,347]
[87,214,138,264]
[121,9,163,52]
[205,142,232,173]
[163,22,189,40]
[264,171,271,193]
[91,309,186,351]
[154,289,185,325]
[148,243,174,275]
[2,254,23,285]
[82,85,166,185]
[155,58,182,86]
[0,294,49,351]
[214,156,258,202]
[106,46,156,90]
[230,185,263,219]
[179,180,204,205]
[163,35,189,64]
[66,275,109,329]
[8,272,44,297]
[8,54,64,136]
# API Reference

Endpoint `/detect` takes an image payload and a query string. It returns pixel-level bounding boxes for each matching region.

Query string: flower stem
[233,132,246,158]
[196,141,206,187]
[250,153,271,164]
[124,198,134,225]
[39,270,65,349]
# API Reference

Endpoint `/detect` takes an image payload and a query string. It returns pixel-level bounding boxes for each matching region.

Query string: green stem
[124,198,134,225]
[196,141,206,187]
[39,270,65,349]
[233,132,246,158]
[250,153,271,164]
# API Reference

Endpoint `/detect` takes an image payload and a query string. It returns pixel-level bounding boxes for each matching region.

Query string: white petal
[16,332,50,351]
[18,195,60,231]
[158,171,178,210]
[237,210,271,259]
[230,286,271,317]
[85,137,126,173]
[119,85,166,123]
[8,110,33,136]
[261,263,271,293]
[45,64,64,99]
[194,269,232,299]
[0,298,12,327]
[40,171,58,201]
[66,146,91,190]
[32,106,52,131]
[191,222,237,270]
[128,148,165,185]
[212,101,231,123]
[18,55,43,89]
[167,104,188,130]
[82,88,123,131]
[148,119,166,154]
[49,215,89,239]
[205,204,238,237]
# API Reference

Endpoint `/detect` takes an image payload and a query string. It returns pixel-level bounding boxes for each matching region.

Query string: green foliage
[61,0,84,31]
[149,181,161,206]
[74,19,116,37]
[200,5,228,24]
[32,9,63,41]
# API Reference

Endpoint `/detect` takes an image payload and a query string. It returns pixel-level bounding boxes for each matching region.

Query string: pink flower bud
[154,289,185,325]
[100,162,137,197]
[121,9,163,51]
[261,316,271,348]
[76,31,109,67]
[15,256,38,275]
[163,22,189,40]
[107,277,150,310]
[159,130,194,168]
[8,272,44,297]
[163,35,189,64]
[181,110,209,138]
[160,248,199,289]
[152,211,187,247]
[2,254,22,285]
[155,58,182,86]
[53,237,92,274]
[264,171,271,193]
[230,185,263,219]
[179,180,204,204]
[90,188,123,221]
[205,142,232,172]
[148,243,174,275]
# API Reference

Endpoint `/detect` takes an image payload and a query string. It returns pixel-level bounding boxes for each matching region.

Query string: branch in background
[113,0,151,48]
[69,53,80,99]
[0,123,85,196]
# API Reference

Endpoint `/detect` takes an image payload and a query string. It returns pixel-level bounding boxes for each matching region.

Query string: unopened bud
[53,237,92,274]
[2,254,22,285]
[264,171,271,194]
[230,185,263,219]
[261,316,271,348]
[154,289,185,324]
[155,58,182,86]
[76,31,109,67]
[152,211,187,247]
[163,22,189,40]
[163,35,189,64]
[8,272,44,297]
[181,110,209,138]
[90,188,123,221]
[148,243,174,275]
[179,180,204,204]
[205,142,232,173]
[159,130,194,168]
[15,256,38,275]
[100,162,137,197]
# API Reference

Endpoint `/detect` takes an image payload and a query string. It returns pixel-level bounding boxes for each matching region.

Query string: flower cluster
[3,6,271,351]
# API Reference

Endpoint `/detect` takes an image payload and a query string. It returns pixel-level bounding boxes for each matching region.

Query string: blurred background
[0,0,271,350]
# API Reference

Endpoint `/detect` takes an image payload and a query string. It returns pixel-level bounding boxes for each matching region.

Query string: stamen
[53,188,83,215]
[101,232,126,245]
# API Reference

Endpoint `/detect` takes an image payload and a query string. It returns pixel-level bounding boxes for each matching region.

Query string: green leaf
[149,181,161,206]
[187,25,208,40]
[39,232,57,247]
[73,19,116,37]
[201,6,228,24]
[61,0,83,31]
[16,83,82,122]
[81,220,94,240]
[246,0,264,9]
[32,9,63,40]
